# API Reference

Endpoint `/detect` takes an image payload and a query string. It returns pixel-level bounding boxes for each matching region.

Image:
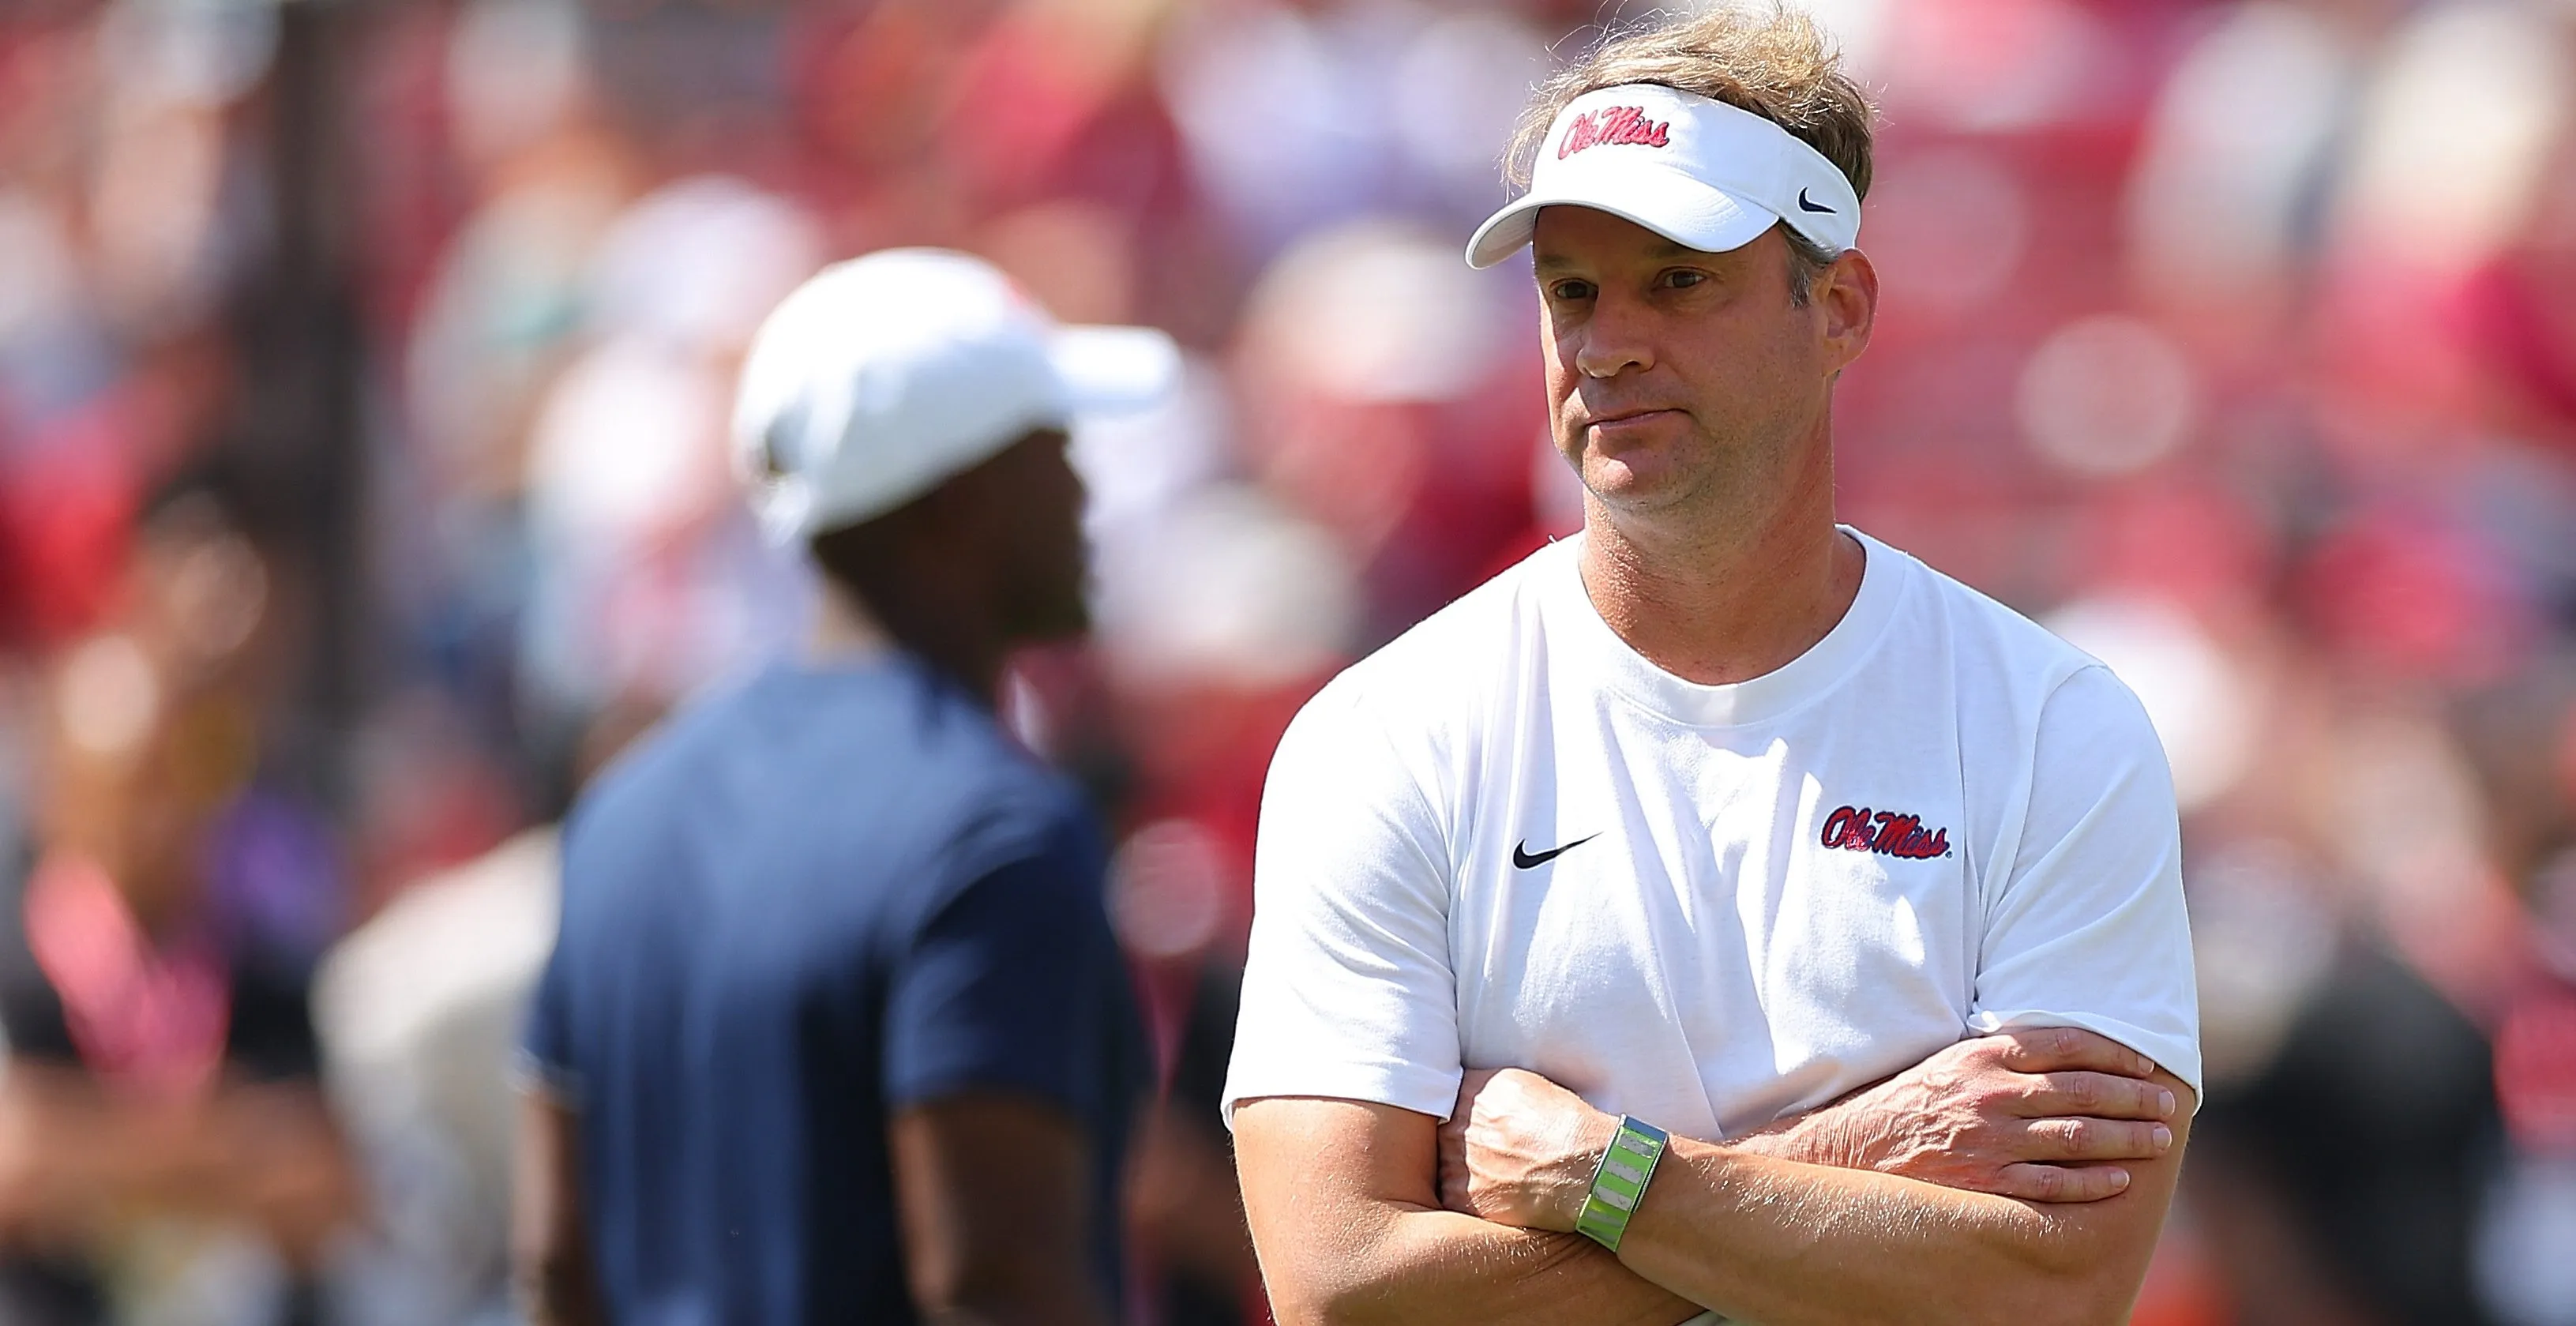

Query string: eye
[1547,278,1596,302]
[1660,269,1708,290]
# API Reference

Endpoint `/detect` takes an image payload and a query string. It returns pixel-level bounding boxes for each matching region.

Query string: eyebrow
[1533,239,1717,274]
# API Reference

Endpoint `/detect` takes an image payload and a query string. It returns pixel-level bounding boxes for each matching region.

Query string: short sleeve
[1222,685,1462,1127]
[1968,665,2203,1099]
[882,808,1123,1118]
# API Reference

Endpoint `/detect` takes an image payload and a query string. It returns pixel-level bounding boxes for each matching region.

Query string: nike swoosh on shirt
[1797,188,1835,214]
[1513,835,1599,870]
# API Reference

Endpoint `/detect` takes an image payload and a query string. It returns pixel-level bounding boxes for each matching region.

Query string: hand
[1436,1068,1618,1232]
[1756,1027,2175,1203]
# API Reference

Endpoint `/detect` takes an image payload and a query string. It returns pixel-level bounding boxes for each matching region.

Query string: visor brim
[1050,325,1181,415]
[1465,173,1783,269]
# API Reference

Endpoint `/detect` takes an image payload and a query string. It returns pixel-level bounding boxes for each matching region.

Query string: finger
[2022,1117,2174,1163]
[2021,1071,2178,1121]
[1993,1163,2132,1204]
[1990,1027,2156,1078]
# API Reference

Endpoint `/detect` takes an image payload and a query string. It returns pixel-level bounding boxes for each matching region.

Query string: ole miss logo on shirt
[1821,806,1952,859]
[1558,106,1671,158]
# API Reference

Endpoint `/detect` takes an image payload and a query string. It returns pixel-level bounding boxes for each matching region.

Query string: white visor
[1466,83,1861,269]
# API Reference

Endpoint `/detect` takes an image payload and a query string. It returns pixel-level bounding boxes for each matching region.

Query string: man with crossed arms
[1222,8,2199,1324]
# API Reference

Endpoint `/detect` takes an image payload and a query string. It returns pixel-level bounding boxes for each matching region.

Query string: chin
[1582,453,1696,507]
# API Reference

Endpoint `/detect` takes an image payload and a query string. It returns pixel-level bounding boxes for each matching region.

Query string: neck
[809,574,1008,705]
[1575,427,1861,686]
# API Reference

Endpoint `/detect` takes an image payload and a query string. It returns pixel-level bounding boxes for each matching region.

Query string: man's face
[990,427,1092,640]
[1534,208,1856,517]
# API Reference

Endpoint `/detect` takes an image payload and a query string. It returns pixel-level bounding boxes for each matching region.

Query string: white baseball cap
[730,248,1181,543]
[1466,82,1861,269]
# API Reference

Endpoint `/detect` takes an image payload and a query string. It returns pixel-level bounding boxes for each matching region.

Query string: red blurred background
[2,0,2574,1322]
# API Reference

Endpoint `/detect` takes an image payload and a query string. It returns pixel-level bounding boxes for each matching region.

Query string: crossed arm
[1234,1027,2193,1326]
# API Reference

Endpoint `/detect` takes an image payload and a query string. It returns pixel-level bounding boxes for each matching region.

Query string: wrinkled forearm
[1615,1140,2163,1326]
[1709,1106,1859,1169]
[1263,1202,1696,1326]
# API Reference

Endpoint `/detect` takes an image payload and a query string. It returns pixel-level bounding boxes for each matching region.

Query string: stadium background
[2,0,2574,1321]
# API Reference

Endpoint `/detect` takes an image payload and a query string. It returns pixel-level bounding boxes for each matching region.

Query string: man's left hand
[1437,1068,1618,1231]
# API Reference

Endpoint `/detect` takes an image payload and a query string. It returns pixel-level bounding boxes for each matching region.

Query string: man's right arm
[1230,686,1644,1324]
[1233,1095,1699,1326]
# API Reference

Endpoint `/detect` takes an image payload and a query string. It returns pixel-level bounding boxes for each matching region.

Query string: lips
[1583,407,1681,429]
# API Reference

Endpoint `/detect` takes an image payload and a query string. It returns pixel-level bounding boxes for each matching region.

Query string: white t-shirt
[1222,528,2200,1144]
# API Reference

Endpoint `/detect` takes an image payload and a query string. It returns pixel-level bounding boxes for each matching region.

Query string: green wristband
[1574,1114,1668,1253]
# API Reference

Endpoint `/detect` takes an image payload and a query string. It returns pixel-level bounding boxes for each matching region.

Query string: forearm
[1617,1141,2146,1326]
[928,1268,1113,1326]
[1714,1107,1855,1168]
[1262,1201,1696,1326]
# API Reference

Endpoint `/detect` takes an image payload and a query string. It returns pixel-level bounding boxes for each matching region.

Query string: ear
[1816,247,1878,377]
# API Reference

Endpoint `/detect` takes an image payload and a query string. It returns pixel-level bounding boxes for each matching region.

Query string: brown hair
[1508,4,1876,299]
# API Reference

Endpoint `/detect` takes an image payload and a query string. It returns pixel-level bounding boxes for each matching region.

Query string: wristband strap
[1574,1114,1668,1253]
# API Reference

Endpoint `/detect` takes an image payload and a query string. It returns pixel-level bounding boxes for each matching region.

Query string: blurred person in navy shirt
[514,250,1167,1325]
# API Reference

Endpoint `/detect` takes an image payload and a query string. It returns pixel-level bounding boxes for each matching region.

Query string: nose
[1572,289,1654,380]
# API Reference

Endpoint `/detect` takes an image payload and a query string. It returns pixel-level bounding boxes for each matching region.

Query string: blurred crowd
[2,0,2575,1322]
